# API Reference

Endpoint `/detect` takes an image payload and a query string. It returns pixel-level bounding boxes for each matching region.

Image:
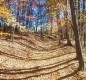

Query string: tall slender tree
[70,0,84,70]
[83,0,86,47]
[64,0,72,46]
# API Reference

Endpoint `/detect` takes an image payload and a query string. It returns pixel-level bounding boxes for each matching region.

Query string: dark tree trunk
[83,0,86,47]
[40,27,43,38]
[70,0,84,70]
[65,25,72,46]
[50,17,53,35]
[84,33,86,47]
[35,21,38,33]
[11,27,15,43]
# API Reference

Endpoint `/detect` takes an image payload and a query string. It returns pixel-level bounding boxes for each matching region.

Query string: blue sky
[7,0,49,29]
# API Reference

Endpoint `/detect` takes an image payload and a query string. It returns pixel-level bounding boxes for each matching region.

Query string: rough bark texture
[70,0,84,70]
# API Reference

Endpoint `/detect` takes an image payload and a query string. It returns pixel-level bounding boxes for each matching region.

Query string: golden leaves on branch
[46,0,67,17]
[0,0,13,23]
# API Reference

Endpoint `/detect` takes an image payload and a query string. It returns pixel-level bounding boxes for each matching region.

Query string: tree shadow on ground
[14,39,66,51]
[14,41,43,51]
[0,57,79,80]
[0,39,78,80]
[12,35,63,51]
[0,50,75,61]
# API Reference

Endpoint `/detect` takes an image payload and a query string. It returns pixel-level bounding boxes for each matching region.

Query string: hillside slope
[0,34,86,80]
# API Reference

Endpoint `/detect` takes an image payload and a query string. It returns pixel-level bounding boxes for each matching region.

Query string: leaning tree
[70,0,84,70]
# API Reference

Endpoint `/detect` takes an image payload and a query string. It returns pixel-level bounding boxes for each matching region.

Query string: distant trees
[0,0,85,52]
[46,0,72,45]
[46,0,59,36]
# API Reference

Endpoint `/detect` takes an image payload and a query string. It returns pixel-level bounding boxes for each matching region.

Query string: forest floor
[0,33,86,80]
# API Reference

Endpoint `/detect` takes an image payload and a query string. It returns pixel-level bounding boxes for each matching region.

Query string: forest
[0,0,86,80]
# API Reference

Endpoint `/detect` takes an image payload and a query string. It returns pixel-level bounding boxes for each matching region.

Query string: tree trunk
[40,27,43,38]
[70,0,84,71]
[36,21,38,33]
[65,25,72,46]
[83,0,86,47]
[11,27,15,44]
[50,17,53,35]
[65,0,72,46]
[84,33,86,47]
